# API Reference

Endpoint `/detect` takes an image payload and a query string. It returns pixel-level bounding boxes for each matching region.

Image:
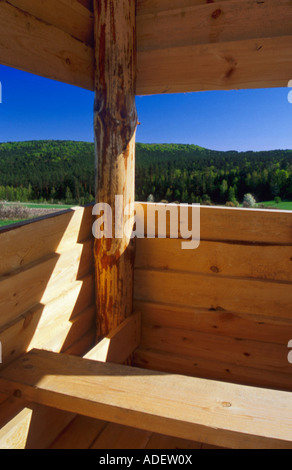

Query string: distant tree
[147,194,155,203]
[243,193,256,208]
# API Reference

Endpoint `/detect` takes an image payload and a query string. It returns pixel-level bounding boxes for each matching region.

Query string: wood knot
[211,9,222,19]
[222,402,232,408]
[210,266,220,273]
[13,390,22,398]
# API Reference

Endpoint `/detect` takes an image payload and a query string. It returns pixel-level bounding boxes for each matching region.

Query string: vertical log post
[93,1,137,337]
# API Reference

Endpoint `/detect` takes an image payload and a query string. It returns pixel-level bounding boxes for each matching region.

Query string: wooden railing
[0,206,96,367]
[0,202,291,448]
[134,204,292,391]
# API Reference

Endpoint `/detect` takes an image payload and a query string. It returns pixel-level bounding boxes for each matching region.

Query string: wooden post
[93,0,137,337]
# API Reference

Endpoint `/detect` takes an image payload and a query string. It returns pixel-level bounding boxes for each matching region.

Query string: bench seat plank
[0,349,291,449]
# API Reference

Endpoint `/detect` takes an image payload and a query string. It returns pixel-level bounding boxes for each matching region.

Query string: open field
[1,200,292,230]
[257,200,292,210]
[4,202,74,210]
[0,202,75,229]
[0,220,23,227]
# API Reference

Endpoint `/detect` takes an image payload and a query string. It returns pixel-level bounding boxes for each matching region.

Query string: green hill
[0,140,291,205]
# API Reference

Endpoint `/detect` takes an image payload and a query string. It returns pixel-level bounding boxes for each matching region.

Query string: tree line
[0,140,291,206]
[135,144,292,206]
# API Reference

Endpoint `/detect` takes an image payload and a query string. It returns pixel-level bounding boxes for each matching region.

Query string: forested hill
[0,140,291,205]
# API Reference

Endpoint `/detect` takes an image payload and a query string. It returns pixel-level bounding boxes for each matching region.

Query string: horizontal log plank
[0,273,95,365]
[136,239,292,282]
[1,349,292,448]
[133,348,292,392]
[136,0,234,16]
[43,305,95,355]
[134,269,292,319]
[0,205,94,277]
[134,301,292,345]
[137,0,292,52]
[137,35,292,94]
[0,239,93,328]
[139,324,291,374]
[135,204,292,244]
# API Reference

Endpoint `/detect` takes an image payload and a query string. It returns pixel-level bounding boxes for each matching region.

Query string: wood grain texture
[134,301,292,346]
[84,313,141,364]
[49,415,107,449]
[133,300,292,390]
[134,269,292,319]
[135,204,292,244]
[133,348,292,392]
[1,349,292,449]
[0,1,291,93]
[137,0,292,51]
[0,239,93,328]
[136,0,234,16]
[0,272,94,365]
[0,205,94,277]
[0,1,94,89]
[90,422,152,449]
[93,0,137,336]
[137,35,292,94]
[6,0,94,45]
[135,238,292,282]
[139,324,290,374]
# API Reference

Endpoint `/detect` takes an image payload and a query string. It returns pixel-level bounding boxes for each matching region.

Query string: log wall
[0,205,96,448]
[0,205,96,367]
[133,204,292,392]
[0,203,291,447]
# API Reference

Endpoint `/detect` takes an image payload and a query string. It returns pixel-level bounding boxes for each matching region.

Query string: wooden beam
[135,203,292,244]
[0,1,291,93]
[0,349,292,449]
[137,35,292,94]
[137,0,292,52]
[6,0,94,46]
[84,312,141,364]
[0,1,94,90]
[93,0,137,337]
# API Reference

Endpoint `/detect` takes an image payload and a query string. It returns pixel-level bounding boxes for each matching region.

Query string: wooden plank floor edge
[0,349,292,449]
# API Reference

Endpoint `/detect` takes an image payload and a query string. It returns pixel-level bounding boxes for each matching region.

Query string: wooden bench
[0,348,291,449]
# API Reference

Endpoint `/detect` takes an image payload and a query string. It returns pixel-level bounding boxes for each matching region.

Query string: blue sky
[0,64,292,151]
